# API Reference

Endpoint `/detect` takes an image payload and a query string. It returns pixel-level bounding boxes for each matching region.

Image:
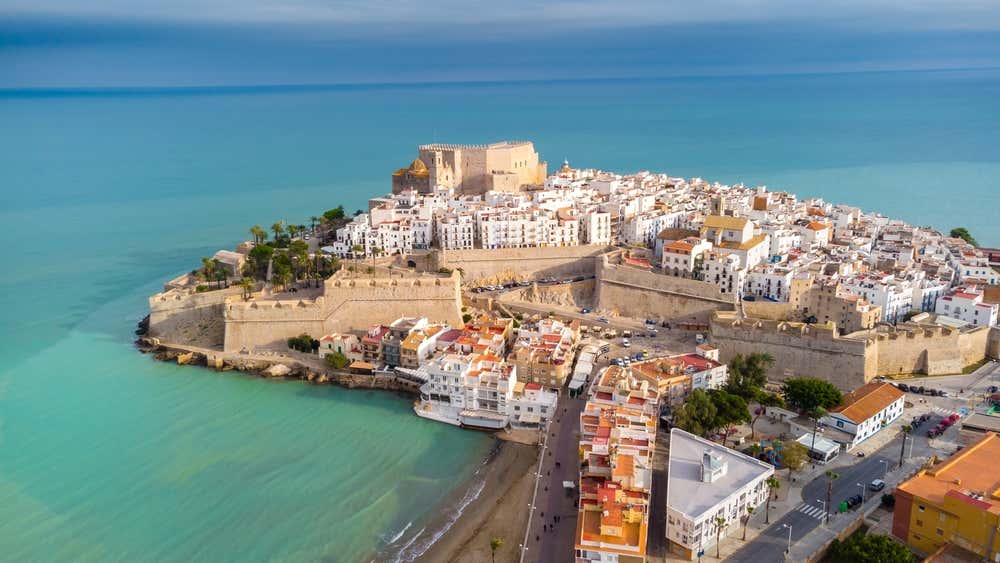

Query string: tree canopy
[724,352,774,398]
[949,227,978,247]
[323,206,346,223]
[673,389,750,444]
[781,441,809,472]
[825,529,915,563]
[782,378,842,413]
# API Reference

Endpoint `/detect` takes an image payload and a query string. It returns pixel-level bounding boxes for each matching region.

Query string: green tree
[709,390,751,447]
[765,476,780,524]
[949,227,978,247]
[714,516,727,558]
[271,220,286,241]
[247,243,274,280]
[309,216,320,233]
[781,441,809,476]
[323,206,346,224]
[239,277,255,300]
[725,352,774,398]
[489,537,504,563]
[672,389,718,437]
[288,224,300,239]
[200,257,218,289]
[324,351,350,369]
[351,244,365,276]
[249,225,267,245]
[781,378,842,413]
[826,529,916,563]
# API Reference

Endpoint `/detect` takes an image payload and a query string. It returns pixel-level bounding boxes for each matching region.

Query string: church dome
[408,158,428,172]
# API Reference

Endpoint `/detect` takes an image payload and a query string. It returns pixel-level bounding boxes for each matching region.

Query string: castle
[391,141,546,195]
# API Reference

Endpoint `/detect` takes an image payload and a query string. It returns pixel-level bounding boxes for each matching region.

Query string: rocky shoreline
[135,336,421,394]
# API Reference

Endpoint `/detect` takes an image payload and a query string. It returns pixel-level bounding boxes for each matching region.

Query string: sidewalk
[785,455,927,562]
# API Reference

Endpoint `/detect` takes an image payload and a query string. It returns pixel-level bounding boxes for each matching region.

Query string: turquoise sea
[2,68,999,561]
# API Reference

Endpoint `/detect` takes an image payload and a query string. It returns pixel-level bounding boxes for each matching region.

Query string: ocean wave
[386,475,487,562]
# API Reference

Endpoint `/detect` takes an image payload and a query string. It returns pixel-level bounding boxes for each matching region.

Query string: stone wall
[741,301,795,321]
[595,256,736,322]
[874,324,991,376]
[709,311,995,390]
[709,312,874,391]
[148,285,242,348]
[431,245,609,281]
[223,272,463,352]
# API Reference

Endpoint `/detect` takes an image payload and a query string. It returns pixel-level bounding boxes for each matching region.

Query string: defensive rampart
[710,311,995,390]
[430,245,609,281]
[222,272,462,352]
[148,285,241,348]
[595,255,737,322]
[709,312,874,390]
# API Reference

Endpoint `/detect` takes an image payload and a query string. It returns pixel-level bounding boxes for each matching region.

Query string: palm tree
[309,216,320,233]
[714,516,727,558]
[489,537,503,563]
[240,277,255,300]
[288,224,300,239]
[271,221,286,242]
[765,476,780,524]
[742,506,754,541]
[201,257,216,288]
[898,424,912,468]
[249,225,266,245]
[371,246,383,275]
[825,470,839,523]
[351,244,364,276]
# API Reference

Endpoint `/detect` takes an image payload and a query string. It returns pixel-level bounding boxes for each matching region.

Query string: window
[916,519,923,526]
[918,505,925,512]
[936,528,944,536]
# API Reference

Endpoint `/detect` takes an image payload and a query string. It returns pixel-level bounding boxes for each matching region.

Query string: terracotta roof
[830,382,904,424]
[806,221,829,231]
[702,215,749,230]
[896,433,1000,515]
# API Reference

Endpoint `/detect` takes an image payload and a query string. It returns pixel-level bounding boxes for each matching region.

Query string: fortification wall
[709,313,874,390]
[433,245,608,281]
[596,257,736,322]
[223,274,462,352]
[742,301,795,321]
[874,325,990,376]
[148,286,242,348]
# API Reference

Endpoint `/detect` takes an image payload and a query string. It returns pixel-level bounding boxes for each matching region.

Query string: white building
[414,353,557,430]
[665,429,775,560]
[819,382,905,449]
[436,211,476,250]
[581,210,613,245]
[840,274,914,324]
[662,237,714,276]
[746,267,795,302]
[935,286,999,327]
[701,250,745,297]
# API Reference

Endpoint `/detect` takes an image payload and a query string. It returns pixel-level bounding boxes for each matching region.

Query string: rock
[176,352,195,365]
[263,364,292,378]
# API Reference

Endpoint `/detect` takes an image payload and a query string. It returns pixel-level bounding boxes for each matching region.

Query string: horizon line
[3,64,999,98]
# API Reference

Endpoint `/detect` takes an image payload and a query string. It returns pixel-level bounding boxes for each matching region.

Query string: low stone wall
[595,256,736,322]
[874,324,990,376]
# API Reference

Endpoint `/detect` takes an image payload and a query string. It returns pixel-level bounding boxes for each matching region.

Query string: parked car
[581,308,591,314]
[927,429,939,438]
[913,386,925,394]
[645,319,657,325]
[855,451,866,458]
[948,413,960,423]
[869,479,886,492]
[939,390,950,397]
[923,388,937,396]
[846,494,863,508]
[897,383,910,392]
[598,317,609,323]
[989,385,999,393]
[920,413,931,422]
[622,339,631,348]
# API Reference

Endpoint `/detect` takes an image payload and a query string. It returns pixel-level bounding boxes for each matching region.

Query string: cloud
[3,0,1000,31]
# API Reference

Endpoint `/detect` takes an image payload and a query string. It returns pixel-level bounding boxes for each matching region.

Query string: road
[727,443,900,561]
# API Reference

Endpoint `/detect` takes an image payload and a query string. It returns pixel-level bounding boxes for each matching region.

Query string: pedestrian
[544,524,547,532]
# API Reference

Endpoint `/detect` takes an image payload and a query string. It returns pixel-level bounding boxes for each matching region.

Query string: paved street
[522,392,586,563]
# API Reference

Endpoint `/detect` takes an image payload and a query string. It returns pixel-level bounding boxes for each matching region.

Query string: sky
[2,0,999,88]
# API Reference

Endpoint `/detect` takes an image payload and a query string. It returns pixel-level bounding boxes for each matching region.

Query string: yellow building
[892,432,1000,559]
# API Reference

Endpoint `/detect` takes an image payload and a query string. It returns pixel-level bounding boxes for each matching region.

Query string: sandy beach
[415,438,540,563]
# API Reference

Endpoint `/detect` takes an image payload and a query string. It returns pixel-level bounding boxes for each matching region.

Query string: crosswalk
[794,503,827,520]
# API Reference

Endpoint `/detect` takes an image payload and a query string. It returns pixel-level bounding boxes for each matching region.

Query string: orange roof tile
[830,382,905,424]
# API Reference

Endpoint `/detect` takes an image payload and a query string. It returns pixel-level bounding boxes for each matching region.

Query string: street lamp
[816,499,827,514]
[782,524,792,555]
[857,482,866,503]
[879,459,888,479]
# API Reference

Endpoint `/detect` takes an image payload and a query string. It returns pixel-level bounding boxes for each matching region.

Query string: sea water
[2,68,999,561]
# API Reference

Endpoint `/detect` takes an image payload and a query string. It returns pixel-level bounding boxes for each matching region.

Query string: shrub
[287,334,317,353]
[462,313,473,324]
[324,351,350,369]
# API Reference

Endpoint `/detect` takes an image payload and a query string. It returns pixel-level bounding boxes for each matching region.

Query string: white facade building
[935,286,999,327]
